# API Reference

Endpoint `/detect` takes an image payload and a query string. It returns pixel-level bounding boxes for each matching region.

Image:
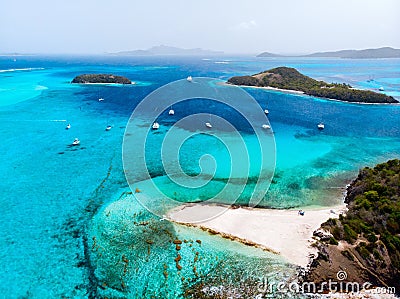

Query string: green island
[227,67,397,104]
[304,159,400,294]
[71,74,132,84]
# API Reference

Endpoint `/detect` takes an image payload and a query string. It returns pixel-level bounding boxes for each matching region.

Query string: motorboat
[262,124,271,129]
[72,138,80,146]
[98,98,105,101]
[205,122,212,128]
[187,76,193,82]
[378,87,384,91]
[152,122,160,130]
[264,109,269,115]
[317,123,325,130]
[106,125,112,131]
[168,109,175,115]
[66,123,71,130]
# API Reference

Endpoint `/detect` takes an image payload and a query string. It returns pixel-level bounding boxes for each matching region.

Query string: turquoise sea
[0,55,399,298]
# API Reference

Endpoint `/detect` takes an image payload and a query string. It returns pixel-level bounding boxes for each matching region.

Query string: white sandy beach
[223,82,399,105]
[221,81,305,95]
[168,203,347,267]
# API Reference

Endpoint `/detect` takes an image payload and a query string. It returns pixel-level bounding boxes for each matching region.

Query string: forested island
[71,74,132,84]
[227,67,397,103]
[304,159,400,294]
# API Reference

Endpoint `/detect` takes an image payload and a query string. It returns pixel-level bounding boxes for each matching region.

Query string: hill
[71,74,132,84]
[304,159,400,295]
[255,51,282,58]
[257,47,400,59]
[111,45,223,56]
[227,67,397,103]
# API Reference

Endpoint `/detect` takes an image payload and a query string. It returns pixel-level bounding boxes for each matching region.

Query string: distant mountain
[257,47,400,59]
[254,51,282,58]
[112,45,223,56]
[306,47,400,59]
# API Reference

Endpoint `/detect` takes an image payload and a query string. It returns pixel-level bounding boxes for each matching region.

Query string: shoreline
[220,81,304,95]
[167,202,347,267]
[224,82,399,105]
[71,82,136,86]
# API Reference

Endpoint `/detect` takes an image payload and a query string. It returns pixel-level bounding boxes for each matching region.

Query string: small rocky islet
[71,74,132,84]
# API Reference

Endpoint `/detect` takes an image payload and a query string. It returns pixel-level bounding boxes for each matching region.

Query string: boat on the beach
[105,125,112,131]
[152,122,160,130]
[318,123,325,130]
[72,138,80,145]
[186,76,193,82]
[66,123,71,130]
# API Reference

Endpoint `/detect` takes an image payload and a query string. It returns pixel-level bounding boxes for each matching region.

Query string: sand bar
[168,203,347,267]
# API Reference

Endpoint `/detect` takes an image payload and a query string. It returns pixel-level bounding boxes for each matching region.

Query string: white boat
[187,76,193,82]
[168,109,175,115]
[66,123,71,130]
[106,125,112,131]
[152,122,160,130]
[378,87,384,91]
[72,138,80,146]
[262,124,271,129]
[205,114,212,128]
[264,109,269,115]
[317,123,325,130]
[98,98,105,101]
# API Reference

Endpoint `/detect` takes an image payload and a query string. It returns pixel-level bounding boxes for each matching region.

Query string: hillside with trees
[227,67,397,103]
[304,159,400,294]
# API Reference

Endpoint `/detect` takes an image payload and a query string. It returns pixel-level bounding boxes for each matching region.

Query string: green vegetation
[322,159,400,278]
[71,74,132,84]
[227,67,397,103]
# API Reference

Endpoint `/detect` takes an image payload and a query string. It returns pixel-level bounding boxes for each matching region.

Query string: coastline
[71,82,136,86]
[167,202,347,267]
[221,81,304,95]
[224,82,399,105]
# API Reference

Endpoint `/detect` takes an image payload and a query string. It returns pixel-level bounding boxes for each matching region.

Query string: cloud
[232,20,257,31]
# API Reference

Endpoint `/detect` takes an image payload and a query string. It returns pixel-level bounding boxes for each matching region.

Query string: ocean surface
[0,55,399,298]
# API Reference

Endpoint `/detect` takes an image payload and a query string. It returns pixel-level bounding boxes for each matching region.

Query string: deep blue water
[0,55,399,298]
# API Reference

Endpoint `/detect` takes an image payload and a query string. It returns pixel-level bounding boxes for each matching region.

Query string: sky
[1,0,399,55]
